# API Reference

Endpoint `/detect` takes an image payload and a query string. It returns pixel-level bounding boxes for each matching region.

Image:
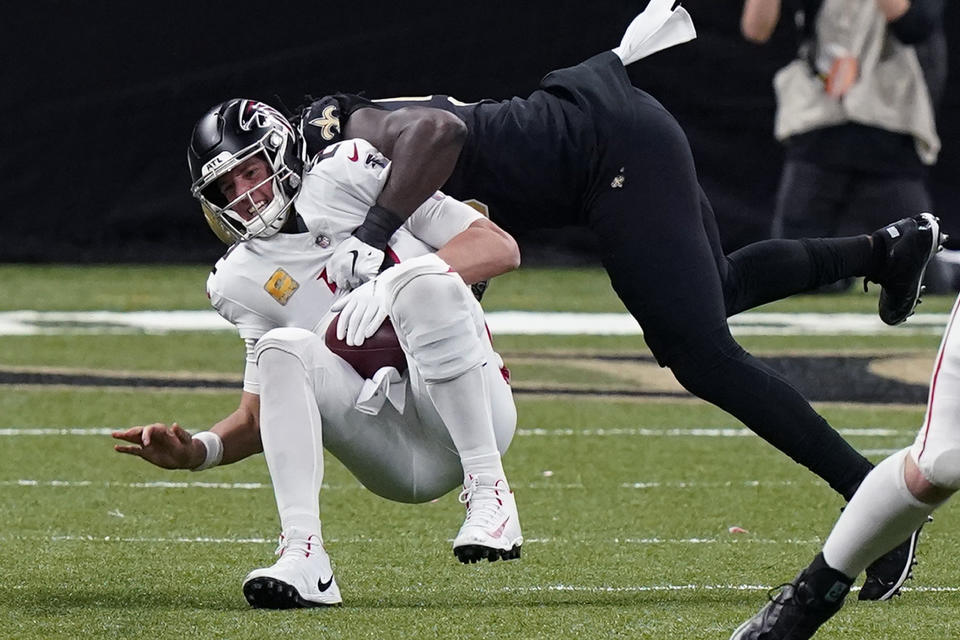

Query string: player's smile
[217,155,275,220]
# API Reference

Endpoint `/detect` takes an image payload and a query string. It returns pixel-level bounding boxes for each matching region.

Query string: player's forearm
[436,220,521,284]
[741,0,780,43]
[376,114,467,217]
[208,392,263,465]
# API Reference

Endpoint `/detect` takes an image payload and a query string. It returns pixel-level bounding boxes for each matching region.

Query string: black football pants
[587,95,875,500]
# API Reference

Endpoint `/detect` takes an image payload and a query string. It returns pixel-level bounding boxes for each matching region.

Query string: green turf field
[1,265,958,639]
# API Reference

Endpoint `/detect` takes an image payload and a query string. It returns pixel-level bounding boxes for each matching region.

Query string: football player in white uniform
[731,294,960,639]
[112,99,523,608]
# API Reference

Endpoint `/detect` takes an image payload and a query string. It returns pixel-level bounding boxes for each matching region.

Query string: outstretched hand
[112,422,204,470]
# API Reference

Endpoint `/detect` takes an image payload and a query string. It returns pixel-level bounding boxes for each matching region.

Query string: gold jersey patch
[463,199,490,218]
[264,268,299,305]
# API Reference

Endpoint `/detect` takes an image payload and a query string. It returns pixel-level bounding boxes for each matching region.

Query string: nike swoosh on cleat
[348,142,359,162]
[318,574,334,592]
[489,517,509,539]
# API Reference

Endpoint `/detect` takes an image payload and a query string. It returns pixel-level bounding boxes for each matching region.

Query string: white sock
[425,364,506,482]
[258,347,324,535]
[822,448,936,578]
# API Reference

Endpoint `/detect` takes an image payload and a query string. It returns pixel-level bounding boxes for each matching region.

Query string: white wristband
[191,431,224,471]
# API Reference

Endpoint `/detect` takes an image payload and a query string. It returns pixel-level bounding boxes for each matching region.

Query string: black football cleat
[859,517,929,601]
[730,554,850,640]
[867,213,944,326]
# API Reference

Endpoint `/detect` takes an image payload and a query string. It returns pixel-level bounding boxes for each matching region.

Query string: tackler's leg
[586,99,875,500]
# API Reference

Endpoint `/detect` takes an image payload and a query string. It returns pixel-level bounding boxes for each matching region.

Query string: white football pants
[255,325,516,505]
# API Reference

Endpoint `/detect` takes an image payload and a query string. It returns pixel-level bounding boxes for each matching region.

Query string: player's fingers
[358,310,380,342]
[364,308,388,339]
[172,424,192,445]
[337,299,356,341]
[348,301,371,346]
[347,312,362,346]
[111,427,143,443]
[329,294,348,313]
[113,444,143,456]
[141,423,167,447]
[354,304,378,345]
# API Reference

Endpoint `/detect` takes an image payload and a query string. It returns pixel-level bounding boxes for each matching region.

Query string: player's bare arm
[112,391,262,469]
[345,106,467,217]
[437,218,520,285]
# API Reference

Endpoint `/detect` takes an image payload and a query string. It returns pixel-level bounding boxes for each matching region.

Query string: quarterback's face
[216,155,275,220]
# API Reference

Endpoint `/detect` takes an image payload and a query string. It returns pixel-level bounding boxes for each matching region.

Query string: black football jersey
[299,53,650,233]
[299,89,597,233]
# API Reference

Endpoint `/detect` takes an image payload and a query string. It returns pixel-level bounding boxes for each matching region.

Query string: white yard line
[8,534,958,593]
[516,427,908,437]
[0,426,913,437]
[0,479,816,491]
[490,583,958,594]
[0,310,949,336]
[0,479,269,489]
[0,534,833,546]
[621,480,803,489]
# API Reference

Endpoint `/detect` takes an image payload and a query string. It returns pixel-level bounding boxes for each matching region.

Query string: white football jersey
[207,138,484,393]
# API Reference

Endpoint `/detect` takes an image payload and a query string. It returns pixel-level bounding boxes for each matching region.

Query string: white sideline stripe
[0,310,949,336]
[0,426,911,438]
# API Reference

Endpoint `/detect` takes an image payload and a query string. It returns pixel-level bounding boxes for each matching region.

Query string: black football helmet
[188,99,304,244]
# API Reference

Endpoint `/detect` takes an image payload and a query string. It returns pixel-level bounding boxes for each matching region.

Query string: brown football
[324,314,408,379]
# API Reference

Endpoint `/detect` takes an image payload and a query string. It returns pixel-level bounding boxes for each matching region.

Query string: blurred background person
[741,0,948,292]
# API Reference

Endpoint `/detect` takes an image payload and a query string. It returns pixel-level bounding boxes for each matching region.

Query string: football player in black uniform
[302,1,942,598]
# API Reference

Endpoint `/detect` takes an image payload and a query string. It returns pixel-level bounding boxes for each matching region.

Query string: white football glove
[330,279,389,347]
[327,235,385,291]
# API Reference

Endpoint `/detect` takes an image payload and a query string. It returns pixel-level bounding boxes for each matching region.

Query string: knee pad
[377,255,486,382]
[255,327,323,370]
[917,446,960,490]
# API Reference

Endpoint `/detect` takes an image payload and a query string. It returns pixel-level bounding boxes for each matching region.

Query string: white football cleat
[453,474,523,563]
[612,0,697,66]
[242,529,342,608]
